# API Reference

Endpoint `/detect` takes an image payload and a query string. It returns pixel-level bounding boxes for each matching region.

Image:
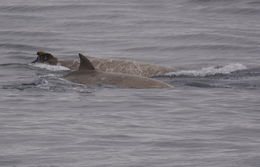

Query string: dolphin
[32,51,175,77]
[63,54,172,89]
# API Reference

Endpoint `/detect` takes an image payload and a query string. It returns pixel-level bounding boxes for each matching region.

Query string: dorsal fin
[78,53,95,71]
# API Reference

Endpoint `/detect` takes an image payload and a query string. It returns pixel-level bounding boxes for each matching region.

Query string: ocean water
[0,0,260,167]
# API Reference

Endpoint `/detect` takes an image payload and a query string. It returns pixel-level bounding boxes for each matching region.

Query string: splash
[31,63,70,71]
[166,63,247,77]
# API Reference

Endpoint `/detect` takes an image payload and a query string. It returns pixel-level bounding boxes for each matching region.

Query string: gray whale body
[64,54,172,89]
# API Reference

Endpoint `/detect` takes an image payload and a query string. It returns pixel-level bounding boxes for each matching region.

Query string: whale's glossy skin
[33,52,175,77]
[64,54,172,89]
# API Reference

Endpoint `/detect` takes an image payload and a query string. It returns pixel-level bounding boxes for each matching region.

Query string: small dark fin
[31,58,38,63]
[78,53,95,71]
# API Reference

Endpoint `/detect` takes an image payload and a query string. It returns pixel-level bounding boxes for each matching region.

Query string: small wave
[0,43,55,52]
[0,30,60,37]
[123,46,160,52]
[166,63,247,77]
[31,63,70,71]
[201,7,260,15]
[0,4,91,13]
[2,76,92,93]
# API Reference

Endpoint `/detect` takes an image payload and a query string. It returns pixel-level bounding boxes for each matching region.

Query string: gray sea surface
[0,0,260,167]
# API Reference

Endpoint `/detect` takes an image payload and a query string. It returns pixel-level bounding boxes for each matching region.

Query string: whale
[63,53,172,89]
[32,51,175,77]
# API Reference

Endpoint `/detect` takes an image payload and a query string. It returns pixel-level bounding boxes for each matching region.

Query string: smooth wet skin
[33,51,175,77]
[64,54,172,89]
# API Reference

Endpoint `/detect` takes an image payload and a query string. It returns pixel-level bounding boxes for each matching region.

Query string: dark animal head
[32,51,58,65]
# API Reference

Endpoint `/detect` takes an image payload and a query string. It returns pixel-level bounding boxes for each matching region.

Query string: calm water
[0,0,260,167]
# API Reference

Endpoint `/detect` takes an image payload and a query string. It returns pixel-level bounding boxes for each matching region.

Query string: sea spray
[31,63,70,71]
[166,63,247,77]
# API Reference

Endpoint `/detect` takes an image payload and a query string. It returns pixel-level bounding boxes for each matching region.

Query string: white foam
[166,63,247,77]
[31,63,70,71]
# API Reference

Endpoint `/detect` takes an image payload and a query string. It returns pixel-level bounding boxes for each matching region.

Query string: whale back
[64,53,172,89]
[33,51,175,77]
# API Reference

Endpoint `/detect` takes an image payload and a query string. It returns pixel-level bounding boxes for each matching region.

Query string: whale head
[32,51,58,65]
